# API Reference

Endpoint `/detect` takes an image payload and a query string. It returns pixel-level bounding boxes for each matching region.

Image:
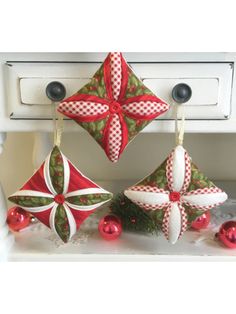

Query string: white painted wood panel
[5,61,233,120]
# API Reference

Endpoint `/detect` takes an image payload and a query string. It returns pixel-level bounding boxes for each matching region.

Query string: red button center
[54,194,65,204]
[169,191,181,202]
[109,101,121,114]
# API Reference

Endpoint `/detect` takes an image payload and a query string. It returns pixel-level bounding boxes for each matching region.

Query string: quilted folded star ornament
[124,145,228,244]
[58,52,169,162]
[8,146,112,242]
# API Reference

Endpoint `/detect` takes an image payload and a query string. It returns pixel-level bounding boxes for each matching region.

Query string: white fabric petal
[182,190,228,210]
[10,190,54,199]
[22,202,55,213]
[168,202,182,244]
[44,152,57,195]
[44,148,70,196]
[124,190,169,207]
[167,145,191,193]
[65,188,110,198]
[61,152,70,194]
[9,190,54,212]
[65,200,110,211]
[172,146,186,192]
[49,203,77,241]
[49,203,60,236]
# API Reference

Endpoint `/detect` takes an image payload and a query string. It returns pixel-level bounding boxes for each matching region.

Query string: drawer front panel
[6,62,233,120]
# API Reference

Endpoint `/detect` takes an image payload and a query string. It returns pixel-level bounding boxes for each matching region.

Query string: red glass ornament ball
[98,215,122,240]
[218,221,236,249]
[7,207,31,232]
[191,211,211,230]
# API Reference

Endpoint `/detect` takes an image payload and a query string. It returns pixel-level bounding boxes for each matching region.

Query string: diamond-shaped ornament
[124,145,228,244]
[58,52,169,162]
[9,146,113,242]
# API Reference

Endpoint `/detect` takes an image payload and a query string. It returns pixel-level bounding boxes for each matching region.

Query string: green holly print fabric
[124,145,227,245]
[58,52,169,162]
[8,146,113,242]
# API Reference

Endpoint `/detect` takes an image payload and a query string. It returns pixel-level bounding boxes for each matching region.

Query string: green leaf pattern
[8,195,53,208]
[125,68,154,99]
[135,160,216,226]
[77,65,107,98]
[80,117,109,146]
[124,116,149,141]
[54,205,70,243]
[49,146,64,194]
[66,193,113,206]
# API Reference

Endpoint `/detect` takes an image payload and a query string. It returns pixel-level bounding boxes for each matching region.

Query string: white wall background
[1,132,236,204]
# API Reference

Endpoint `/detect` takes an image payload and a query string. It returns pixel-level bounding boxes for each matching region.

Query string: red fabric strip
[102,114,114,160]
[123,110,167,121]
[121,94,169,105]
[60,111,109,123]
[21,163,51,194]
[58,93,110,106]
[67,162,98,192]
[118,112,129,157]
[69,207,95,229]
[33,209,52,228]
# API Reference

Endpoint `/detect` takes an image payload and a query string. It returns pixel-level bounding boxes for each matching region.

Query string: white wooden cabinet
[1,52,236,261]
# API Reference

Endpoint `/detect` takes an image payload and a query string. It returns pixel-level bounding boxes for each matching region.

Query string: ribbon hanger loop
[51,102,64,148]
[174,102,185,146]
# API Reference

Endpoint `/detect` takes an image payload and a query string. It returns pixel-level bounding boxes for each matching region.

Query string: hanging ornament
[8,146,113,243]
[8,110,112,243]
[124,104,228,244]
[98,215,122,240]
[7,206,31,232]
[58,52,169,162]
[216,221,236,249]
[191,210,211,230]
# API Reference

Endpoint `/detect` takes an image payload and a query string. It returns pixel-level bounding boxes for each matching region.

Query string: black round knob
[172,83,192,103]
[46,81,66,102]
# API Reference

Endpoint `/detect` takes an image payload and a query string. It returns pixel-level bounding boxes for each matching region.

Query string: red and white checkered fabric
[166,150,174,191]
[122,101,169,116]
[182,152,191,193]
[124,145,228,244]
[182,187,225,210]
[108,114,122,162]
[166,148,191,193]
[110,52,122,100]
[58,101,109,116]
[58,52,170,163]
[128,186,169,210]
[130,185,168,194]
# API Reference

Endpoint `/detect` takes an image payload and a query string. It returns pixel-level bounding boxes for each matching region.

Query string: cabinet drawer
[6,62,233,120]
[132,63,233,119]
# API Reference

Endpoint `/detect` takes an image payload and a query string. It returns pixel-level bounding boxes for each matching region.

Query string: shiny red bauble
[217,221,236,249]
[191,211,211,230]
[98,215,122,240]
[7,207,31,232]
